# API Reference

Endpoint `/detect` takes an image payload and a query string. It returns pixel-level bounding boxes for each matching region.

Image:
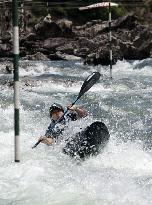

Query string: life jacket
[45,111,78,139]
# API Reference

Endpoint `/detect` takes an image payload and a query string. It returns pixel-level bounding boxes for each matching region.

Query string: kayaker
[38,103,88,145]
[37,103,110,159]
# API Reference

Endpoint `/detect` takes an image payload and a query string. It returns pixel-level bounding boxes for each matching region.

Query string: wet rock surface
[0,14,152,65]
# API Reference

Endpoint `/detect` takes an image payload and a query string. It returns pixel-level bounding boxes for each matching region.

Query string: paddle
[32,72,101,149]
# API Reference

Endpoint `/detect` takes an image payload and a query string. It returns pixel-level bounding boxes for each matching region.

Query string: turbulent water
[0,59,152,205]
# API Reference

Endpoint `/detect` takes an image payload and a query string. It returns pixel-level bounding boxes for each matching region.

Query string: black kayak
[63,121,110,159]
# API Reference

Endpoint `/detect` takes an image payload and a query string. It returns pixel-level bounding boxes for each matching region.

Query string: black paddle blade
[78,72,101,99]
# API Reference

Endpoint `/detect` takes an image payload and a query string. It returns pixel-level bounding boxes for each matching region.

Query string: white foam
[0,59,152,204]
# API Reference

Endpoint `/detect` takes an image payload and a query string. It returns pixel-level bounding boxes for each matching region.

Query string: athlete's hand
[67,104,77,111]
[38,136,44,142]
[38,136,53,145]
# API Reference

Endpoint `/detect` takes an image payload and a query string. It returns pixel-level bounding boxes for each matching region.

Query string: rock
[137,41,152,59]
[49,53,64,60]
[36,48,50,55]
[85,48,115,66]
[57,19,74,37]
[90,23,108,36]
[0,14,152,65]
[150,49,152,58]
[3,81,14,87]
[20,33,37,45]
[22,52,49,61]
[55,51,81,60]
[0,43,12,57]
[56,46,74,55]
[73,20,106,37]
[74,47,90,58]
[133,28,151,47]
[35,21,62,39]
[74,37,98,58]
[77,37,97,50]
[20,47,28,57]
[43,38,69,50]
[120,40,152,60]
[21,40,37,48]
[1,31,12,43]
[0,61,13,74]
[73,14,138,38]
[0,44,7,51]
[56,43,76,55]
[84,53,96,65]
[113,13,138,30]
[5,65,13,74]
[43,14,52,23]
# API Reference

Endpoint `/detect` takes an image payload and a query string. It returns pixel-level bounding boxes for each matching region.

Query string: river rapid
[0,59,152,205]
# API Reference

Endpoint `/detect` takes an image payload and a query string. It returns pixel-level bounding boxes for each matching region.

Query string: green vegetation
[1,0,152,27]
[30,0,127,25]
[28,0,151,26]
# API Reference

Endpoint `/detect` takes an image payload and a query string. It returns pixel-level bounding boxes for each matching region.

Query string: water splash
[0,59,152,204]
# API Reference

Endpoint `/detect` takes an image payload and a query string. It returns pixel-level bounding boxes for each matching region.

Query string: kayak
[63,121,110,159]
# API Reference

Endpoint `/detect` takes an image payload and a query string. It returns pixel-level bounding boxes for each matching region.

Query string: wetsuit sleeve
[66,111,78,121]
[45,124,53,138]
[45,122,65,139]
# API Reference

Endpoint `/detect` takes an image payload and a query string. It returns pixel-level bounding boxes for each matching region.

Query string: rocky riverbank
[0,14,152,66]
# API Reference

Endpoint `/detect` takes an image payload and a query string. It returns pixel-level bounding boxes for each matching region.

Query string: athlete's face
[50,109,63,121]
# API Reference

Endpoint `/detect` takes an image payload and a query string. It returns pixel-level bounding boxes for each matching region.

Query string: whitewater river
[0,59,152,205]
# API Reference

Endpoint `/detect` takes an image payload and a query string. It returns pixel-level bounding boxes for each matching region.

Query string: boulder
[133,28,152,47]
[1,31,12,43]
[49,53,64,60]
[22,52,49,61]
[0,14,152,65]
[57,19,74,37]
[55,51,81,60]
[56,44,75,55]
[34,21,62,39]
[0,43,12,57]
[43,37,69,50]
[84,44,122,65]
[74,47,90,58]
[20,33,37,45]
[120,40,152,60]
[113,13,138,30]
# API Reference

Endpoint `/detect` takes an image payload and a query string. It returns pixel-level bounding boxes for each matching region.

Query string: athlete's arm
[67,105,88,118]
